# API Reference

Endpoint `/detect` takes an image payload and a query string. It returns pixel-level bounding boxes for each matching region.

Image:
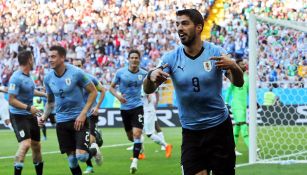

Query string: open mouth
[178,33,187,40]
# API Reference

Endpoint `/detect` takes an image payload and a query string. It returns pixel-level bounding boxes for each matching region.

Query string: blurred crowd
[0,0,306,89]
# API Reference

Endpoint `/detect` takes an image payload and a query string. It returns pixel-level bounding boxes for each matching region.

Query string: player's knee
[21,140,31,150]
[67,154,78,168]
[76,153,89,162]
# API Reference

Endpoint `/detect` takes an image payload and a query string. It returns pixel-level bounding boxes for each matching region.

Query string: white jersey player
[142,91,173,158]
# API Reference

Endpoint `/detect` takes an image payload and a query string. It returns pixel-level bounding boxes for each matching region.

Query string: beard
[180,33,196,47]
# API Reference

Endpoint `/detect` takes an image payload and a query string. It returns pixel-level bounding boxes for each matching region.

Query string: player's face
[176,15,199,46]
[238,61,247,72]
[128,53,140,68]
[49,50,64,69]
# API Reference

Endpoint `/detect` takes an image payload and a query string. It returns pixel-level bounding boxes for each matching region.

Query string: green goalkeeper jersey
[225,73,249,110]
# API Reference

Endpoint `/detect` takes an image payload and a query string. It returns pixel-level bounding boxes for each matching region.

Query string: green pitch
[0,127,306,175]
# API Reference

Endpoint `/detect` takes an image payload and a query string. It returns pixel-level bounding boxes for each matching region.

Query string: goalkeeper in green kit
[225,59,249,156]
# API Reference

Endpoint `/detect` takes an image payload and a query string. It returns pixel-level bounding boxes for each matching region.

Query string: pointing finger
[209,56,222,61]
[159,64,169,70]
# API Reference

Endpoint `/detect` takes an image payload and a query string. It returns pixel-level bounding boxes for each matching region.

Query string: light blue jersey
[8,70,35,115]
[44,64,91,123]
[112,67,147,110]
[161,41,229,130]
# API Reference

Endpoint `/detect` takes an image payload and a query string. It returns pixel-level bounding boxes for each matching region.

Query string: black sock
[14,166,23,175]
[86,159,93,167]
[42,125,46,138]
[89,147,97,156]
[70,165,82,175]
[34,162,43,175]
[133,143,142,158]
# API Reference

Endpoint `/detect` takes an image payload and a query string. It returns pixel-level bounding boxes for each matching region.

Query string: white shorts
[0,93,9,121]
[143,110,157,135]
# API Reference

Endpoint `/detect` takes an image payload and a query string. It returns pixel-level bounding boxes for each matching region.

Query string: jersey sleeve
[77,69,91,88]
[43,76,53,95]
[216,46,228,56]
[215,46,228,75]
[159,52,173,74]
[112,70,121,85]
[8,75,20,95]
[89,74,99,87]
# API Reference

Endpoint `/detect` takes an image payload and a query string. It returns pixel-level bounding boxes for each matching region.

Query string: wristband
[147,65,165,81]
[26,105,31,112]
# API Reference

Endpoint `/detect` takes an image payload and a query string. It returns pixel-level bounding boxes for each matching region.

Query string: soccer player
[143,9,244,175]
[8,50,46,175]
[142,91,172,158]
[225,59,249,156]
[72,59,106,174]
[38,45,101,175]
[109,49,147,174]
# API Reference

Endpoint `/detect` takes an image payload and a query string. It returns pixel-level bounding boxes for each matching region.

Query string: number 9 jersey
[160,42,229,130]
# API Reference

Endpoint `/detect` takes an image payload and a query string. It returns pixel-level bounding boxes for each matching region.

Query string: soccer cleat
[91,143,103,166]
[130,153,145,160]
[83,166,94,174]
[161,146,166,151]
[130,158,138,174]
[235,150,243,156]
[126,145,133,151]
[138,153,145,160]
[165,144,173,158]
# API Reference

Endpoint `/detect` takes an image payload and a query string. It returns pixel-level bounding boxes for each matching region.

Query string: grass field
[0,127,306,175]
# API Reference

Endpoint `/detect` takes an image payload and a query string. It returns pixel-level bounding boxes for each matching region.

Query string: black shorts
[89,114,99,136]
[48,113,56,124]
[120,106,144,132]
[56,120,90,154]
[181,117,236,175]
[10,113,40,142]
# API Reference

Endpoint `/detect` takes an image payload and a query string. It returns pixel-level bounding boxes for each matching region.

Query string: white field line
[0,143,133,159]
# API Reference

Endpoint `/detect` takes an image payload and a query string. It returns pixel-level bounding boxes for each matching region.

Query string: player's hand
[30,106,41,116]
[75,113,86,131]
[148,64,169,84]
[210,54,236,70]
[37,117,45,127]
[118,94,127,104]
[91,106,99,116]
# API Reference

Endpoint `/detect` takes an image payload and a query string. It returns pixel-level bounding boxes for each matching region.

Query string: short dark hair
[176,9,204,32]
[128,49,141,58]
[50,45,66,57]
[17,50,32,66]
[236,59,244,64]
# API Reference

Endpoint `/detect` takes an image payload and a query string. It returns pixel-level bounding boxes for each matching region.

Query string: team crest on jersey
[19,130,25,138]
[9,83,16,90]
[138,75,143,81]
[65,78,71,86]
[203,61,212,72]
